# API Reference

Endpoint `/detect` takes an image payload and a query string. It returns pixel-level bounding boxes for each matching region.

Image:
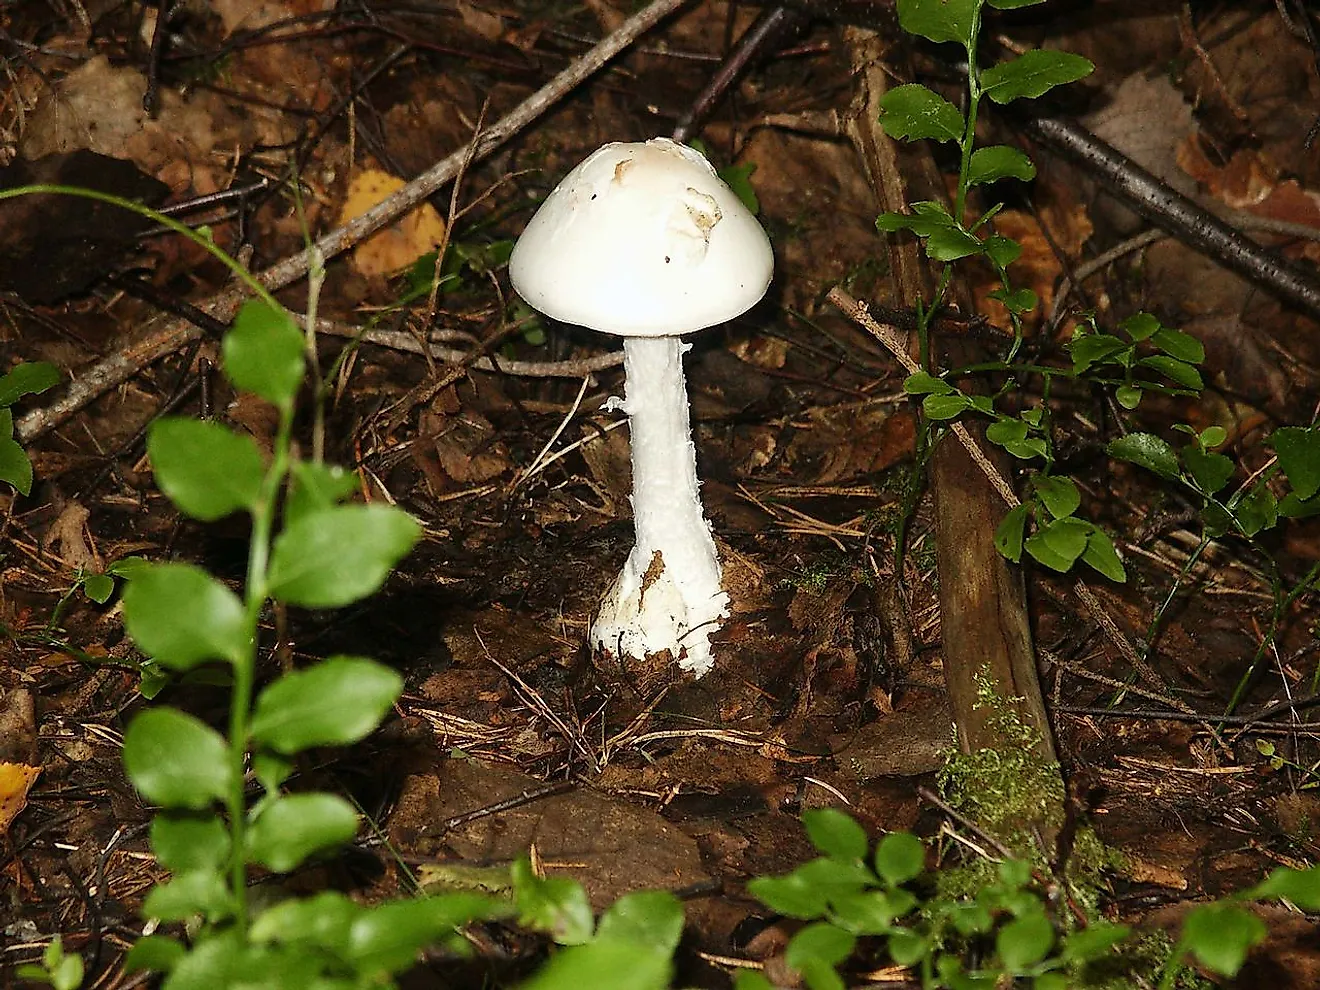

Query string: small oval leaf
[148,417,265,521]
[123,562,249,669]
[268,505,420,608]
[123,707,232,809]
[250,656,403,754]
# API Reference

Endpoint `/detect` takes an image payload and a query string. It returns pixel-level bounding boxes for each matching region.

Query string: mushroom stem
[591,335,728,675]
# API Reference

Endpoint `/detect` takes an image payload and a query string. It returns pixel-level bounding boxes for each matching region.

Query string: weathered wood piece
[840,27,1058,765]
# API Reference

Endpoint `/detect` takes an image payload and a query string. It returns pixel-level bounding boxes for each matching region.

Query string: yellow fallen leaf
[0,762,41,832]
[339,168,446,277]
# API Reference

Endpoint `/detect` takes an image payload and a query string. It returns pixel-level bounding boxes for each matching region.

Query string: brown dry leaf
[389,759,709,910]
[455,0,504,42]
[43,501,99,573]
[20,56,243,195]
[1176,139,1278,209]
[0,762,40,832]
[0,688,37,764]
[1083,73,1197,234]
[420,409,511,485]
[728,335,788,370]
[340,168,447,277]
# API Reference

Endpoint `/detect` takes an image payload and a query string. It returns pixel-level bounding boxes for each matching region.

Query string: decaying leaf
[339,168,447,277]
[0,762,41,832]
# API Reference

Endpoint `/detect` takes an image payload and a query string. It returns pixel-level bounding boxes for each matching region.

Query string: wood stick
[17,0,688,443]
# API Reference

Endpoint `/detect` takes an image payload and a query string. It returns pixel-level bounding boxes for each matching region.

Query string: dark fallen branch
[16,0,688,444]
[1022,112,1320,321]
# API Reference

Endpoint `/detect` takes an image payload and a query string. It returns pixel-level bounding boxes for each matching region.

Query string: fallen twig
[17,0,688,443]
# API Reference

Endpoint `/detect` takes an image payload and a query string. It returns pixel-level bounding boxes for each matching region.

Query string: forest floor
[2,0,1320,986]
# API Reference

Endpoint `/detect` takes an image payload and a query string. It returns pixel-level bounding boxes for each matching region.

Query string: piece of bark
[841,27,1058,766]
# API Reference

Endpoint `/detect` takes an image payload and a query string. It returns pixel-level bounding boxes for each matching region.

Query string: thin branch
[17,0,688,443]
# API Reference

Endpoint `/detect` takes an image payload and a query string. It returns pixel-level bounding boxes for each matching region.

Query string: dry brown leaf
[456,0,504,42]
[339,168,447,277]
[43,501,99,573]
[1176,139,1278,209]
[0,762,40,832]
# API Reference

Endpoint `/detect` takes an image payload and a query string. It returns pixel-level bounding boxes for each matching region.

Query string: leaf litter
[2,0,1320,986]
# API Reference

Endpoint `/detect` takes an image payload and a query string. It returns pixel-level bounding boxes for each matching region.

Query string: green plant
[0,360,61,495]
[16,935,84,990]
[0,184,687,989]
[739,807,1320,989]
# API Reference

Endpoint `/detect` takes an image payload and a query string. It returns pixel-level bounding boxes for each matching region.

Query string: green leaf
[887,928,930,966]
[1151,326,1205,364]
[997,911,1055,971]
[150,813,231,873]
[147,418,265,521]
[520,939,672,990]
[948,901,994,936]
[1235,485,1278,537]
[250,656,402,754]
[982,234,1022,270]
[878,84,965,143]
[1032,474,1081,519]
[0,361,61,406]
[747,871,829,920]
[158,932,243,990]
[250,890,362,949]
[874,832,924,886]
[0,435,34,495]
[1116,384,1143,410]
[123,707,231,810]
[513,857,595,945]
[1249,865,1320,911]
[830,890,902,935]
[787,922,856,970]
[1024,517,1089,572]
[1081,527,1127,583]
[124,934,187,974]
[923,392,971,421]
[988,287,1038,314]
[346,893,507,975]
[1119,312,1162,341]
[267,504,421,608]
[82,572,115,604]
[1068,332,1129,374]
[1109,433,1181,481]
[877,200,958,237]
[749,857,874,920]
[122,562,249,669]
[988,0,1048,6]
[926,226,984,261]
[967,145,1036,185]
[142,868,233,922]
[986,419,1029,447]
[247,792,359,872]
[1269,426,1320,501]
[286,461,358,528]
[994,503,1029,563]
[1179,904,1266,976]
[981,50,1095,104]
[733,973,777,990]
[1060,922,1131,963]
[595,891,685,954]
[904,370,955,396]
[1181,447,1234,495]
[223,299,305,406]
[718,161,760,215]
[895,0,976,46]
[803,808,869,861]
[1138,355,1203,391]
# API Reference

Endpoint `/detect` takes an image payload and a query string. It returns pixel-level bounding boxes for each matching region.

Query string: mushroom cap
[508,138,774,336]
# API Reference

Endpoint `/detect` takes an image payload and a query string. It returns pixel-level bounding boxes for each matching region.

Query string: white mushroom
[508,138,773,676]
